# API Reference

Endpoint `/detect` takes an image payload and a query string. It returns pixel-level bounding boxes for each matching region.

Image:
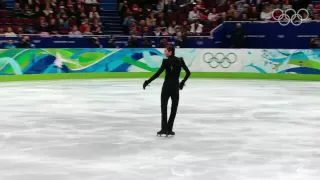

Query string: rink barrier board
[1,72,320,82]
[1,48,320,80]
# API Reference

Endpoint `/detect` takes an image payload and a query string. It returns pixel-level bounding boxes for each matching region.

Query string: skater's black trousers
[161,82,179,131]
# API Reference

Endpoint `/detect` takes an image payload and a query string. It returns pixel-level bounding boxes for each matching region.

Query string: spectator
[142,37,153,47]
[181,20,190,33]
[57,1,66,11]
[220,12,227,23]
[149,21,157,31]
[107,38,116,48]
[69,25,82,37]
[16,27,24,35]
[92,26,103,35]
[84,0,99,5]
[190,20,203,35]
[231,23,245,48]
[156,12,166,25]
[135,8,147,21]
[45,0,57,6]
[48,18,59,34]
[13,3,24,17]
[159,38,168,48]
[34,5,45,17]
[90,13,100,24]
[164,0,177,13]
[307,4,314,17]
[139,20,147,29]
[83,26,93,35]
[228,4,236,14]
[123,14,135,27]
[67,0,73,10]
[58,15,70,28]
[80,18,90,32]
[5,27,17,37]
[24,4,34,17]
[208,8,219,21]
[188,7,200,21]
[199,11,207,21]
[313,13,320,20]
[302,12,312,21]
[153,26,163,36]
[232,11,241,21]
[240,13,249,21]
[77,6,88,20]
[282,0,291,10]
[0,27,4,35]
[235,0,246,14]
[146,13,157,26]
[154,0,165,14]
[168,21,178,35]
[175,32,186,48]
[43,4,54,17]
[92,18,102,28]
[132,4,139,13]
[260,5,272,20]
[127,34,138,47]
[17,36,32,48]
[159,20,167,30]
[4,40,16,49]
[142,26,153,36]
[37,18,49,33]
[195,0,205,10]
[249,6,260,20]
[89,6,100,19]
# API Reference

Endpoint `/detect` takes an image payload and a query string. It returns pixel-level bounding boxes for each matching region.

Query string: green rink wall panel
[0,48,320,81]
[1,73,320,82]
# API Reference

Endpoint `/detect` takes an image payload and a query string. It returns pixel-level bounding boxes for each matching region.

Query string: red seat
[0,18,5,24]
[12,18,23,25]
[3,18,11,25]
[178,7,185,13]
[24,19,34,25]
[0,10,8,17]
[168,14,177,22]
[12,26,20,32]
[69,19,77,26]
[178,14,187,21]
[59,27,70,34]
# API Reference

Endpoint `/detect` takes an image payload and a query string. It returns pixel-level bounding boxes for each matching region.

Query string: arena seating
[0,0,319,49]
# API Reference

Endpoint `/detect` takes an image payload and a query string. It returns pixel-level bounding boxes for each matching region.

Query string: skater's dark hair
[166,44,175,56]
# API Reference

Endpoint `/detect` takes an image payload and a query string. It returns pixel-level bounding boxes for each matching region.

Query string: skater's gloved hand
[179,81,185,90]
[143,80,150,90]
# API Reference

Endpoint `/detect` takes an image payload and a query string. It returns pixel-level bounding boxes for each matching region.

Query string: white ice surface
[0,79,320,180]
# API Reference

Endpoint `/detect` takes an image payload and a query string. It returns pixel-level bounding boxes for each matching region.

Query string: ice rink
[0,79,320,180]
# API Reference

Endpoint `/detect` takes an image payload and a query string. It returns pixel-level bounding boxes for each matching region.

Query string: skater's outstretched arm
[179,58,191,90]
[143,59,166,89]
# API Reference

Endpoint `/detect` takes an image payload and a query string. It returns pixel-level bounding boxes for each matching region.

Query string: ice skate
[167,131,175,136]
[157,129,168,137]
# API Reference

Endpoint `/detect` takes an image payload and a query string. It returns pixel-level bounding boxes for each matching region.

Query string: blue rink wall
[1,48,320,75]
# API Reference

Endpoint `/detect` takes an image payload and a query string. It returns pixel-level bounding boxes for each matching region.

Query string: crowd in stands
[120,0,320,38]
[0,0,102,37]
[0,0,319,49]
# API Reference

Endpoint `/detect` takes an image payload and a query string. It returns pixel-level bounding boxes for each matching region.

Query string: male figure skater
[143,45,191,136]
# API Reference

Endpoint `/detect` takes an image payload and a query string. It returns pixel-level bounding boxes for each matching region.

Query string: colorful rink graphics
[0,48,320,81]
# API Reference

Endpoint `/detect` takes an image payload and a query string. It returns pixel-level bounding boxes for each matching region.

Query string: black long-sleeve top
[147,55,191,85]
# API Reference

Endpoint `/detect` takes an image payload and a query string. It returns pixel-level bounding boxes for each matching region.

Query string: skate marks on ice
[0,79,319,180]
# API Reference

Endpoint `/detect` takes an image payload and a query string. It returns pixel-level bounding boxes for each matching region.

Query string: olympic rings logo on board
[272,8,309,26]
[203,52,237,68]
